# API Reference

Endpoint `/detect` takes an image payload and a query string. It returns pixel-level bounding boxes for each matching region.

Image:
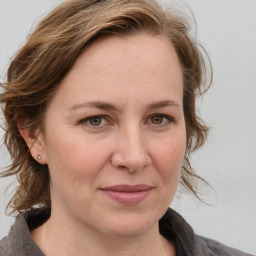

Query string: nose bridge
[113,123,151,171]
[125,124,144,157]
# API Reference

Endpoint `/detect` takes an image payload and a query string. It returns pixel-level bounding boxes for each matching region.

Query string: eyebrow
[145,100,181,111]
[68,101,119,112]
[68,99,181,112]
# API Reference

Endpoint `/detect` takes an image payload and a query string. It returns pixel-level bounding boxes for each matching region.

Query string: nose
[111,126,151,172]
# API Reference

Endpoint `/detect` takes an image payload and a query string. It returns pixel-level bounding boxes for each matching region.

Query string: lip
[100,184,153,205]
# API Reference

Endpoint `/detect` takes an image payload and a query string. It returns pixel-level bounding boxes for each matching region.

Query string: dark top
[0,207,253,256]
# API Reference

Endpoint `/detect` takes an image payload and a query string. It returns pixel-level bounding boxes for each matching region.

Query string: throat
[30,219,175,256]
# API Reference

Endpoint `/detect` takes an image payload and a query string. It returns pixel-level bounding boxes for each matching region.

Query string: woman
[0,0,253,255]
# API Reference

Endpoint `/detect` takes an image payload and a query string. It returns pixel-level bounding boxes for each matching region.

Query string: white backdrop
[0,0,255,255]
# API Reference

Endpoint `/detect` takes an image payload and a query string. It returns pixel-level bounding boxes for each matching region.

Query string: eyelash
[146,114,174,127]
[80,115,109,128]
[80,114,174,129]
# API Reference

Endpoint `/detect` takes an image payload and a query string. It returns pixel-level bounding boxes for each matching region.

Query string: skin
[22,33,186,256]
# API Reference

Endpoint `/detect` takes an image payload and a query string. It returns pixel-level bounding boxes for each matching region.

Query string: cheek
[44,133,112,189]
[152,133,186,184]
[149,133,186,210]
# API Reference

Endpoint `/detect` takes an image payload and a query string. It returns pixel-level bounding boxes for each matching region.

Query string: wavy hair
[0,0,212,213]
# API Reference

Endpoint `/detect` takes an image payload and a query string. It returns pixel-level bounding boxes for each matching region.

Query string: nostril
[118,165,130,171]
[111,151,151,172]
[111,134,151,171]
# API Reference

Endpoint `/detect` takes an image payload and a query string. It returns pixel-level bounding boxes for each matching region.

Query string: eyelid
[80,115,110,128]
[148,113,173,120]
[79,113,174,129]
[146,113,174,126]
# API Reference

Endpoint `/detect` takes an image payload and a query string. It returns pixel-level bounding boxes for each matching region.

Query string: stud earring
[37,154,42,160]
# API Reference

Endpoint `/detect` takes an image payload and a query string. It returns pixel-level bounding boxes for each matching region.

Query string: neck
[31,208,175,256]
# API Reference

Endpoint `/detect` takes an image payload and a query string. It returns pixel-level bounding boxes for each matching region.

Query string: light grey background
[0,0,255,255]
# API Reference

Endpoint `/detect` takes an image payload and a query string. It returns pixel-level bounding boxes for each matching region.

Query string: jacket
[0,207,254,256]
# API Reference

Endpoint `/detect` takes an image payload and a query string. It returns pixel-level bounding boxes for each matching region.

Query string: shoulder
[159,208,254,256]
[0,236,10,256]
[195,235,254,256]
[0,208,48,256]
[0,214,26,256]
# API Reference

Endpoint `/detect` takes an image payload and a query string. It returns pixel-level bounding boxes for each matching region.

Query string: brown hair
[0,0,211,213]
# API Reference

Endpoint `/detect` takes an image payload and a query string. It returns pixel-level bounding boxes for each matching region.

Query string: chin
[100,212,158,238]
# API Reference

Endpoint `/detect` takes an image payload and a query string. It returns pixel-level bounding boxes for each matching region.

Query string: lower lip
[101,189,151,205]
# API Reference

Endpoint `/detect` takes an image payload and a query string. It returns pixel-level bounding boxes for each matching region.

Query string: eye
[150,116,164,124]
[147,114,173,127]
[88,116,103,126]
[81,115,109,127]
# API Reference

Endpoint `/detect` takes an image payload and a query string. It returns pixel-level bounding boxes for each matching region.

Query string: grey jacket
[0,207,254,256]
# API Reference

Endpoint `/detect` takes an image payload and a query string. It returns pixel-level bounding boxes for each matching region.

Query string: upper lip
[101,184,153,192]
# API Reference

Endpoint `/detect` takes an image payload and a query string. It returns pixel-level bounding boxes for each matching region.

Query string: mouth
[100,184,153,205]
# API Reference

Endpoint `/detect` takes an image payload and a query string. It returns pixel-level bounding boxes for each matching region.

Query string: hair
[0,0,212,213]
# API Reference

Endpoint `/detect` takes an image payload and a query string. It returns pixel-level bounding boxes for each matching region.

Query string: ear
[18,119,48,165]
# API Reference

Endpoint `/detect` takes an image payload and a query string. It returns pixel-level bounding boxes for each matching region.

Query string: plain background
[0,0,255,255]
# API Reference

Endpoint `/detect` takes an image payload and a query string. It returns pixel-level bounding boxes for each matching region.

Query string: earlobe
[18,119,47,164]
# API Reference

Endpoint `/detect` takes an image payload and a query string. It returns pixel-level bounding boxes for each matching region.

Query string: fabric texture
[0,207,253,256]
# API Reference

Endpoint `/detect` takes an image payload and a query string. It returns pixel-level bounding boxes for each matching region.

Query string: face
[37,33,186,237]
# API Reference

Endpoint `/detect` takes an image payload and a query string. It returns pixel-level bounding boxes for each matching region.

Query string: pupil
[90,117,101,126]
[152,116,163,124]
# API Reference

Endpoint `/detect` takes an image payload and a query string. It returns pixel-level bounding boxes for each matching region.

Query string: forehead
[48,33,183,109]
[73,33,182,79]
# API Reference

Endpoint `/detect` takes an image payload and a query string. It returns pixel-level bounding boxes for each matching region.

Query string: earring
[37,154,42,160]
